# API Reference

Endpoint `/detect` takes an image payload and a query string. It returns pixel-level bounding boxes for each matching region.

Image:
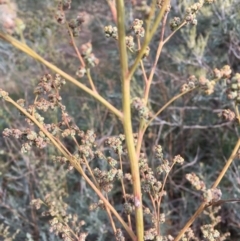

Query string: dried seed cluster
[180,65,232,95]
[31,194,88,241]
[157,0,171,13]
[170,0,216,31]
[227,73,240,104]
[132,97,152,120]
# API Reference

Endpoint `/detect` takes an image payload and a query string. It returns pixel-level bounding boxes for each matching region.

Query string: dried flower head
[186,173,206,191]
[157,0,171,12]
[132,97,151,120]
[201,224,220,241]
[173,155,184,165]
[68,15,84,37]
[105,135,124,154]
[55,10,65,24]
[203,188,222,203]
[170,17,181,31]
[125,35,135,49]
[131,19,145,37]
[62,0,72,10]
[218,109,236,122]
[0,89,9,100]
[115,229,125,241]
[104,25,118,39]
[226,72,240,103]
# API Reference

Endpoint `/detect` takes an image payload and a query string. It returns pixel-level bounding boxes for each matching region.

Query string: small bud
[218,109,236,122]
[55,10,65,24]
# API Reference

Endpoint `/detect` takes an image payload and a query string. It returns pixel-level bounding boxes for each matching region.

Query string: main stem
[116,0,143,240]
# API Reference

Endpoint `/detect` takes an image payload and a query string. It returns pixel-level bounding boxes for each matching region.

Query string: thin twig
[67,25,85,67]
[137,37,148,85]
[119,154,132,230]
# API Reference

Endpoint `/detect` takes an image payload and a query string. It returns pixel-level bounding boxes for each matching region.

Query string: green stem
[116,1,143,240]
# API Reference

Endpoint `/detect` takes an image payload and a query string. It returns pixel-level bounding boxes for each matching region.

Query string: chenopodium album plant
[0,0,240,240]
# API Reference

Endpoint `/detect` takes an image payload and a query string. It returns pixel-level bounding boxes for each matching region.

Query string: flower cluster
[154,145,184,175]
[31,194,88,241]
[139,148,184,202]
[55,0,84,37]
[170,17,181,31]
[226,73,240,104]
[34,73,66,110]
[157,0,171,13]
[55,1,67,24]
[76,42,99,78]
[144,228,157,240]
[0,89,9,100]
[181,75,215,95]
[181,65,232,95]
[132,97,152,120]
[104,25,118,39]
[131,19,145,37]
[76,66,86,78]
[154,145,163,160]
[170,0,216,31]
[125,35,135,50]
[184,1,204,26]
[105,134,125,154]
[74,129,96,159]
[115,229,125,241]
[68,15,85,37]
[62,0,72,10]
[106,156,118,168]
[139,153,163,197]
[51,155,74,171]
[202,205,230,240]
[201,224,220,241]
[180,228,197,241]
[93,167,123,192]
[173,155,184,165]
[218,109,236,122]
[214,65,232,79]
[3,128,49,153]
[2,73,100,162]
[80,42,99,67]
[144,228,173,241]
[186,173,206,191]
[186,173,223,205]
[123,194,135,215]
[203,187,222,203]
[0,223,19,240]
[89,199,105,211]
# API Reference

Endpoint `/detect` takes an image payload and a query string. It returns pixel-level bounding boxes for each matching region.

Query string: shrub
[0,0,240,240]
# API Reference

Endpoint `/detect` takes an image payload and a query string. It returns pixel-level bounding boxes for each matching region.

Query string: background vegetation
[0,0,240,240]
